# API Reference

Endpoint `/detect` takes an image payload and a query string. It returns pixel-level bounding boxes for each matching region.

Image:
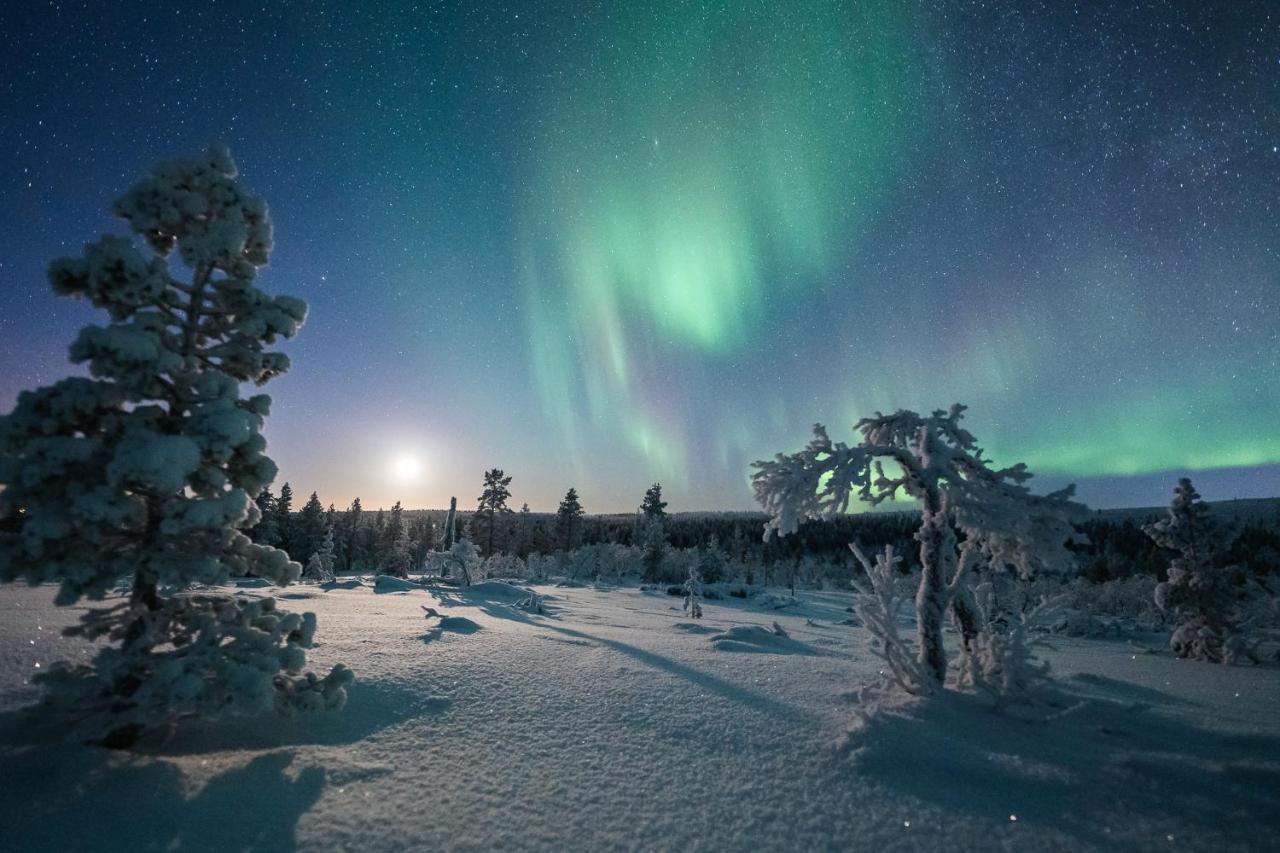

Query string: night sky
[1,1,1276,513]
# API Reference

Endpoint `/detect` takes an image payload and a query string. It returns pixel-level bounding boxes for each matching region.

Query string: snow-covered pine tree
[302,526,337,583]
[0,146,352,744]
[683,563,704,618]
[476,468,513,556]
[752,404,1084,693]
[1146,478,1251,663]
[557,487,585,551]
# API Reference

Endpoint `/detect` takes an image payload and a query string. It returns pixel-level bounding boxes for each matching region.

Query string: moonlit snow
[1,578,1276,851]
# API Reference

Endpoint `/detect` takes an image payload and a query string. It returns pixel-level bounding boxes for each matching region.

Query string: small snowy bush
[849,543,931,694]
[0,147,351,744]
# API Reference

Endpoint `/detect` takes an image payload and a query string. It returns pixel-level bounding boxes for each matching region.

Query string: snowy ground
[1,579,1278,852]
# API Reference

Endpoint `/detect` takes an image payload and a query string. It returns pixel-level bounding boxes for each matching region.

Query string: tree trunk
[915,500,951,685]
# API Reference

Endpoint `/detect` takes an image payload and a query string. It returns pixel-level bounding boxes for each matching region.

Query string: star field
[0,1,1276,511]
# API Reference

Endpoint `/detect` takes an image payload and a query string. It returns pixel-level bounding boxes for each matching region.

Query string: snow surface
[1,580,1278,852]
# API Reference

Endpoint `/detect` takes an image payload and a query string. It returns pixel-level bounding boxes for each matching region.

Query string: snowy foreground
[1,581,1278,852]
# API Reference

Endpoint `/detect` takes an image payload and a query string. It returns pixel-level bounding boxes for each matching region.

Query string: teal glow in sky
[1,1,1277,511]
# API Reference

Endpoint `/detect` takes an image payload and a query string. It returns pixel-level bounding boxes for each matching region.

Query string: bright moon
[391,454,420,482]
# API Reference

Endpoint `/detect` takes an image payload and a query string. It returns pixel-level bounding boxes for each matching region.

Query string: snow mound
[437,616,481,634]
[749,592,798,610]
[373,575,419,594]
[710,625,818,655]
[672,622,720,635]
[457,581,533,602]
[321,579,366,591]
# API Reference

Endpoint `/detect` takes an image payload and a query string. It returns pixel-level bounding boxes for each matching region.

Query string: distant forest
[243,483,1280,585]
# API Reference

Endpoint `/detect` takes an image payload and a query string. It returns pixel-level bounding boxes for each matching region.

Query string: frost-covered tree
[1146,478,1249,663]
[753,405,1083,693]
[446,536,479,586]
[556,488,585,551]
[683,563,704,618]
[476,469,513,555]
[302,527,336,584]
[640,483,668,520]
[0,146,351,744]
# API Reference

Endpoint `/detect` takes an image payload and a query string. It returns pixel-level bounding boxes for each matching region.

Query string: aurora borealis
[1,1,1276,511]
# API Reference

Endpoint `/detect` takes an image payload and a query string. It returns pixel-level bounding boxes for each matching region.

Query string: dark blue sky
[1,1,1276,512]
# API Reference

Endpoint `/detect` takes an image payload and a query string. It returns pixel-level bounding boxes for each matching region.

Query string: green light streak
[521,1,919,478]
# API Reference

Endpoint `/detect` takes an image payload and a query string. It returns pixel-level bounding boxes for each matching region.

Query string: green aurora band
[516,0,1278,497]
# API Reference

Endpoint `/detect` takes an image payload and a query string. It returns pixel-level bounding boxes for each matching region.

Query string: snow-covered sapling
[0,146,352,745]
[849,543,931,693]
[302,526,337,583]
[1146,478,1253,663]
[752,404,1084,693]
[683,563,704,619]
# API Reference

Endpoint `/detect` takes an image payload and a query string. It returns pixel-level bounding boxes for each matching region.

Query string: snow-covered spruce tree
[1146,478,1251,663]
[683,563,704,619]
[302,527,337,584]
[0,146,352,745]
[752,405,1084,694]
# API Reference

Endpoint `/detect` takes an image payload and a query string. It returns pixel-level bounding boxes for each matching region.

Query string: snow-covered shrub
[1146,479,1253,663]
[849,543,931,694]
[479,552,525,581]
[0,147,350,744]
[958,579,1064,705]
[753,404,1085,692]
